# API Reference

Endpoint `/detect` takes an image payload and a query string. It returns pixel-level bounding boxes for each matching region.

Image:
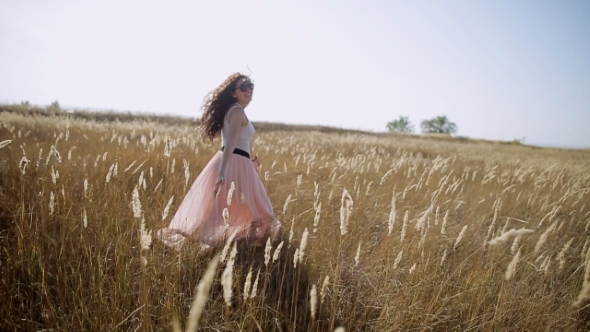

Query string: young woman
[156,73,281,252]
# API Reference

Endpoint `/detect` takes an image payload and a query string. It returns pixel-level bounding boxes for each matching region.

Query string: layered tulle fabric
[156,151,280,249]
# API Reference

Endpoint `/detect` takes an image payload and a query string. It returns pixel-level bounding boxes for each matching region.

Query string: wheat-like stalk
[221,242,238,308]
[393,250,403,269]
[454,225,468,250]
[243,266,253,300]
[505,249,521,281]
[388,190,396,236]
[340,189,353,235]
[186,254,220,331]
[272,241,284,263]
[488,228,534,246]
[0,139,12,149]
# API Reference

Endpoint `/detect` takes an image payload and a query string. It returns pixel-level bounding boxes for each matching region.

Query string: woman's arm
[250,138,260,171]
[214,106,244,195]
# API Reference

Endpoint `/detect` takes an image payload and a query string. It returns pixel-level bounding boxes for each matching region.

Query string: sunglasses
[236,82,254,92]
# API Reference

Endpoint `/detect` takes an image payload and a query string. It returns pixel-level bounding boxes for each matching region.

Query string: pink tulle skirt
[157,151,280,249]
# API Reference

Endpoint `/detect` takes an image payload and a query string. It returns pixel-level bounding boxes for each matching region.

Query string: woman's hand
[213,175,224,197]
[252,155,260,172]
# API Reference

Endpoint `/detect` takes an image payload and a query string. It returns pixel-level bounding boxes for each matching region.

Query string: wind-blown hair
[198,72,250,141]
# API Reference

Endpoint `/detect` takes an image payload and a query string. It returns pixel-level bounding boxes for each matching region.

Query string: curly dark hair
[198,72,251,141]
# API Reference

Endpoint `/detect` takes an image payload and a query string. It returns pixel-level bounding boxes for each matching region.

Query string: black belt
[221,147,250,159]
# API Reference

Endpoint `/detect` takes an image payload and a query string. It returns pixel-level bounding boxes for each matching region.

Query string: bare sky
[1,1,589,148]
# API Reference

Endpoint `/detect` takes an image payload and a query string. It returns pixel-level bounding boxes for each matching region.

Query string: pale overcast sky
[1,1,589,148]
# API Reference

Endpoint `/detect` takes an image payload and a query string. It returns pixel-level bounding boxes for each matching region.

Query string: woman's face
[233,78,254,105]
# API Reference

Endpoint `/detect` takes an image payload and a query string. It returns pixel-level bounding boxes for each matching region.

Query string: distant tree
[420,115,457,134]
[386,116,415,133]
[49,101,61,110]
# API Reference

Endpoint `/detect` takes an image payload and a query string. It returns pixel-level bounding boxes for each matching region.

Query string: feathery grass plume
[454,225,468,250]
[105,163,115,183]
[298,228,309,264]
[283,194,292,216]
[154,178,163,192]
[19,156,30,175]
[574,282,590,307]
[511,236,519,255]
[220,230,238,262]
[250,269,260,298]
[124,160,137,173]
[340,189,354,235]
[243,266,253,300]
[488,228,534,246]
[186,254,220,332]
[540,255,551,275]
[293,248,300,268]
[313,202,322,233]
[150,167,153,178]
[131,160,147,175]
[297,174,302,188]
[221,242,238,308]
[49,191,55,215]
[365,180,373,195]
[380,168,394,185]
[102,151,108,161]
[434,206,440,225]
[393,250,403,269]
[79,206,88,228]
[310,284,318,320]
[355,241,361,266]
[415,205,433,232]
[227,181,235,206]
[440,249,448,266]
[534,220,558,253]
[505,249,521,281]
[51,166,59,184]
[581,236,590,260]
[409,263,417,274]
[0,139,12,149]
[170,158,176,173]
[264,237,272,267]
[36,148,43,169]
[140,216,152,251]
[288,217,295,247]
[556,237,574,271]
[138,171,144,188]
[46,145,62,165]
[162,195,174,221]
[321,276,330,304]
[400,211,408,242]
[183,159,191,186]
[388,190,396,236]
[272,241,284,263]
[164,135,172,157]
[441,209,449,235]
[222,208,230,226]
[83,178,88,195]
[131,186,142,219]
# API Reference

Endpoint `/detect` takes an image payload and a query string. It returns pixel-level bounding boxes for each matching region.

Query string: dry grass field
[1,106,590,331]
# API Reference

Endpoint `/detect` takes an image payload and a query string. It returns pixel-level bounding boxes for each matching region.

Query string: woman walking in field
[156,73,281,252]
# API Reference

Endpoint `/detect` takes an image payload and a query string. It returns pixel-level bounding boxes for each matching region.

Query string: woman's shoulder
[226,103,245,123]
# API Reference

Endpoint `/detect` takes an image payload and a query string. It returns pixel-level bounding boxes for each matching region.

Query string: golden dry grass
[1,108,590,331]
